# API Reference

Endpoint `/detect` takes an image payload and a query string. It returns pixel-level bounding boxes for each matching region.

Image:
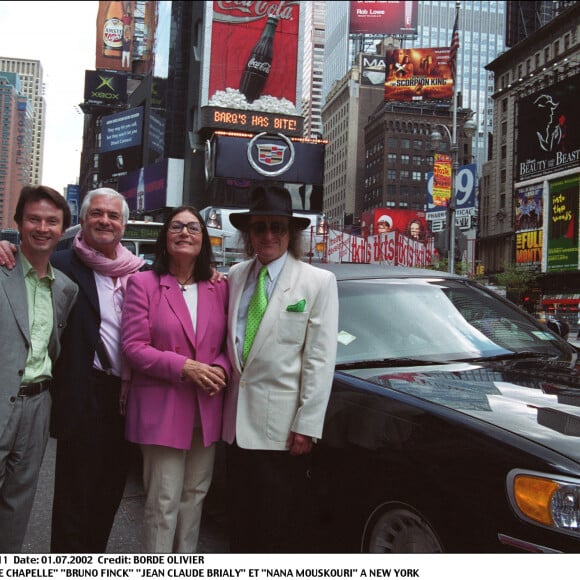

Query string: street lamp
[431,118,476,273]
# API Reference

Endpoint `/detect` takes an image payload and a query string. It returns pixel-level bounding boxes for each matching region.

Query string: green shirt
[20,251,55,384]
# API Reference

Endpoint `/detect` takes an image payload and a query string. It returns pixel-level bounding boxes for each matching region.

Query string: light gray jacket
[0,253,78,434]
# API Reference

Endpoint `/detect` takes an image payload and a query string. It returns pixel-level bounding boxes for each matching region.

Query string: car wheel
[363,506,443,553]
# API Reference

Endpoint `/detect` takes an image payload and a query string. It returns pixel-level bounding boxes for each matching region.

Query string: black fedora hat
[229,185,311,231]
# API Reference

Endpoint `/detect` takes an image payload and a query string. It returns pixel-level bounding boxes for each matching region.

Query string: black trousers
[226,442,310,553]
[51,369,130,553]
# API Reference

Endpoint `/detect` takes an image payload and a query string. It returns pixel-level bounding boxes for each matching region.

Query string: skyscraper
[0,70,34,229]
[301,1,326,138]
[506,1,556,47]
[0,58,45,187]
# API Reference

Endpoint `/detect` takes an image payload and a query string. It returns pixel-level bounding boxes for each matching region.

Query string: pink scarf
[72,231,145,292]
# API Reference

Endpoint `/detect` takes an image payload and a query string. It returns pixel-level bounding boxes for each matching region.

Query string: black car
[306,263,580,553]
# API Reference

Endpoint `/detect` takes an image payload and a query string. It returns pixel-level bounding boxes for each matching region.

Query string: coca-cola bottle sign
[239,16,278,103]
[214,1,298,23]
[208,0,300,113]
[247,58,271,75]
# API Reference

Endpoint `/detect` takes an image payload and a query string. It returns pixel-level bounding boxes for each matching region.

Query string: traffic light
[522,295,534,313]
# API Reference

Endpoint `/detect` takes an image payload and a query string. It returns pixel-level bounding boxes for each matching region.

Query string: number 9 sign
[427,163,477,213]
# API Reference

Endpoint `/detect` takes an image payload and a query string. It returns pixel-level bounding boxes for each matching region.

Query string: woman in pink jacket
[121,206,230,553]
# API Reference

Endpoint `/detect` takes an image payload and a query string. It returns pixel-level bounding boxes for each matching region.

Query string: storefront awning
[542,297,580,306]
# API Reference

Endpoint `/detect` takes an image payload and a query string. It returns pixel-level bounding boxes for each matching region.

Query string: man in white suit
[222,184,339,552]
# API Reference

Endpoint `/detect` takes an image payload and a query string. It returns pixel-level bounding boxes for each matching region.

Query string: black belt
[90,367,122,384]
[18,380,52,397]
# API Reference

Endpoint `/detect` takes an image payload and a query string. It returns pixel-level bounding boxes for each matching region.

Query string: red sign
[384,47,454,102]
[433,154,452,207]
[360,209,428,240]
[207,1,300,110]
[349,1,418,35]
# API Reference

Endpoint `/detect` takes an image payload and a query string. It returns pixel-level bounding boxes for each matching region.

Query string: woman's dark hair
[14,185,71,231]
[152,206,214,282]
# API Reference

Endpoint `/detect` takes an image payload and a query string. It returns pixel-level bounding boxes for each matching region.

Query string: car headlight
[507,470,580,535]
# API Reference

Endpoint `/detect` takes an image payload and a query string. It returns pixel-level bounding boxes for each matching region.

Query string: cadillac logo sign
[247,132,295,177]
[257,144,286,166]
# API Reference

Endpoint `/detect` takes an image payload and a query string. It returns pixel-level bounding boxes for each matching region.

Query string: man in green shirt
[0,185,78,553]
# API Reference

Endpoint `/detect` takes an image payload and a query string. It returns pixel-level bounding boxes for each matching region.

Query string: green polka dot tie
[243,266,268,364]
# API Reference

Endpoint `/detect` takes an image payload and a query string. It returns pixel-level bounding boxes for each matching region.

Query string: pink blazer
[121,271,230,450]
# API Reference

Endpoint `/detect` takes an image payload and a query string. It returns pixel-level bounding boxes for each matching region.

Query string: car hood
[342,361,580,462]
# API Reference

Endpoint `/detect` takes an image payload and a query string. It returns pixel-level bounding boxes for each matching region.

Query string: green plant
[496,265,539,310]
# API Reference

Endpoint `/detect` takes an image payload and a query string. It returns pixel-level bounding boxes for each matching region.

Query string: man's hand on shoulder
[0,240,17,269]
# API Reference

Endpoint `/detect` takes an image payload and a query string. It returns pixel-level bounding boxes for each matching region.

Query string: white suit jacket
[222,254,339,450]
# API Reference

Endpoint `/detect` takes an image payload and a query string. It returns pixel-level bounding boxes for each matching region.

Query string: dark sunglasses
[248,221,289,235]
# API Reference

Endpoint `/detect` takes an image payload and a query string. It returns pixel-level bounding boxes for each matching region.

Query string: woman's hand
[181,359,227,396]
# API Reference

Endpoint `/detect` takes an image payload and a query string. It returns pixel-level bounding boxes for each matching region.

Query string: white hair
[79,187,130,225]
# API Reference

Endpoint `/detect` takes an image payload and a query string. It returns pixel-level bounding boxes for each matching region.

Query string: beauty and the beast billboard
[516,74,580,183]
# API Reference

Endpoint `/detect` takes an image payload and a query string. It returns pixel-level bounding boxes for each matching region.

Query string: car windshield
[336,276,574,365]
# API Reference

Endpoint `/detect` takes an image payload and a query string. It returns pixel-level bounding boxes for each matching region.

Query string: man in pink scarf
[49,188,144,553]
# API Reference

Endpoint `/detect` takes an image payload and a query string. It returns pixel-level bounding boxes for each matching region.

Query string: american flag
[449,10,459,83]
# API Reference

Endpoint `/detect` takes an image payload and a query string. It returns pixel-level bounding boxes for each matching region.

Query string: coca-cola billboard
[205,1,300,114]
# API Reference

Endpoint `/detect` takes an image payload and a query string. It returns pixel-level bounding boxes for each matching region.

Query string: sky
[0,1,99,192]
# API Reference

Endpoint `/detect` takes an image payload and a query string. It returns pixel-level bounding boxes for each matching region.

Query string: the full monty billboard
[516,74,580,182]
[205,1,300,112]
[349,1,418,35]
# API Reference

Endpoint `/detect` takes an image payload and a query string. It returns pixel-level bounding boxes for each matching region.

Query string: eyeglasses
[248,221,289,235]
[168,221,204,235]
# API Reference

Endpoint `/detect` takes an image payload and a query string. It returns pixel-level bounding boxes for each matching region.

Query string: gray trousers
[0,390,50,553]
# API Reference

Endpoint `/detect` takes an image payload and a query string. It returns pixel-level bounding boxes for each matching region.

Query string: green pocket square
[286,299,306,313]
